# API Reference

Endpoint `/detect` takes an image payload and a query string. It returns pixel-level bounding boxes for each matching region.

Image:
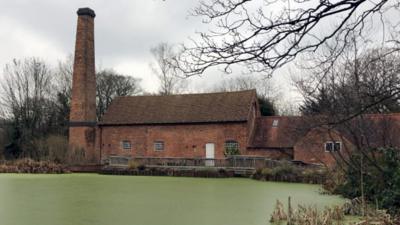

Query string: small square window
[154,141,164,151]
[334,142,341,151]
[121,140,131,150]
[272,119,279,127]
[325,142,333,152]
[325,141,341,152]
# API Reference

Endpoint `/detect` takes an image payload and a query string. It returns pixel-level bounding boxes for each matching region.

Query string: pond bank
[100,166,240,177]
[0,159,327,184]
[99,162,326,184]
[0,159,68,173]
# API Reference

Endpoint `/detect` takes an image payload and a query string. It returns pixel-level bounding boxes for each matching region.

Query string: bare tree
[293,40,400,178]
[55,55,73,101]
[53,56,144,120]
[0,58,56,158]
[0,124,6,159]
[296,47,400,120]
[52,55,74,135]
[0,56,143,159]
[96,69,142,119]
[150,42,188,95]
[177,0,397,77]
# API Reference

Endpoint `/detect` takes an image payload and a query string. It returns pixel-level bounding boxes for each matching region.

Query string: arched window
[224,140,240,156]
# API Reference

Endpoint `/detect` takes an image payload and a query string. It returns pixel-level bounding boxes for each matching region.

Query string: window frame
[325,141,341,152]
[121,140,132,150]
[334,142,341,152]
[272,119,279,127]
[154,141,165,151]
[224,140,240,155]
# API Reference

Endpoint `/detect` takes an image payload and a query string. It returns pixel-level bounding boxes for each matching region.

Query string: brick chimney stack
[69,8,98,163]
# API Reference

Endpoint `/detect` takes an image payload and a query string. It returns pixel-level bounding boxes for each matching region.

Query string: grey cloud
[0,0,298,99]
[0,0,207,92]
[0,0,203,60]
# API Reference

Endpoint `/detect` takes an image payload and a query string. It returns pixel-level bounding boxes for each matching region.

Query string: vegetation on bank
[252,149,400,218]
[102,164,236,178]
[326,148,400,216]
[0,158,68,173]
[251,162,327,184]
[269,199,398,225]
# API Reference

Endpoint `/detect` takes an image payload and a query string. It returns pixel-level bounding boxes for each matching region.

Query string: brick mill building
[99,91,260,160]
[68,8,400,167]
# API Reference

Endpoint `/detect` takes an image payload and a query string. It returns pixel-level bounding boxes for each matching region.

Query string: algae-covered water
[0,174,345,225]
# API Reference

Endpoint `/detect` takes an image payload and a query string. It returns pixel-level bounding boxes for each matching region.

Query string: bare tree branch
[177,0,394,77]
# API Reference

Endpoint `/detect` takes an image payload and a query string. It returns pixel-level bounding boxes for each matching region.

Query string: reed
[270,198,345,225]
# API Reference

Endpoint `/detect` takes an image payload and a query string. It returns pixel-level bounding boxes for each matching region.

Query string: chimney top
[77,7,96,18]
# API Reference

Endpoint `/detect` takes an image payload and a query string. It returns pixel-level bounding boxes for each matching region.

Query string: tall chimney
[69,7,97,164]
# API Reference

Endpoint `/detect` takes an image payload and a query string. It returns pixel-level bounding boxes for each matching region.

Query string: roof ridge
[115,89,256,98]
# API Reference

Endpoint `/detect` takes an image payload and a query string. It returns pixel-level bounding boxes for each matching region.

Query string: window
[154,141,164,151]
[334,142,341,152]
[121,140,131,150]
[272,119,279,127]
[325,141,341,152]
[224,140,239,156]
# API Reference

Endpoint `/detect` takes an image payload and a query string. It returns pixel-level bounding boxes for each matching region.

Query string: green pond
[0,174,346,225]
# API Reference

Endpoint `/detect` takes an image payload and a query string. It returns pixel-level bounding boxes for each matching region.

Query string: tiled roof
[100,90,256,125]
[249,116,306,148]
[336,114,400,148]
[249,114,400,149]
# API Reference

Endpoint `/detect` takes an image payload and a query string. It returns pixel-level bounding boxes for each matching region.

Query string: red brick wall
[69,126,98,163]
[293,129,354,167]
[99,123,249,160]
[246,148,293,160]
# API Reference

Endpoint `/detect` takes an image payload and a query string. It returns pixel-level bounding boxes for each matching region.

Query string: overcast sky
[0,0,308,107]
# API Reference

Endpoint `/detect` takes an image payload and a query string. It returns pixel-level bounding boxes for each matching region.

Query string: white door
[205,143,215,166]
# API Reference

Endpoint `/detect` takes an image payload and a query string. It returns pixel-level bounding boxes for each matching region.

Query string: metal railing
[107,155,285,169]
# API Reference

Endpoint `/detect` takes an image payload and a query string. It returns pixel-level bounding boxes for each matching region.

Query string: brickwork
[65,7,400,167]
[293,128,354,167]
[246,148,293,160]
[69,127,98,163]
[68,8,98,163]
[99,123,249,160]
[70,9,96,122]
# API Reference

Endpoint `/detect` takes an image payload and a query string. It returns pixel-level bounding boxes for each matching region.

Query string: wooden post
[360,154,365,217]
[288,196,292,225]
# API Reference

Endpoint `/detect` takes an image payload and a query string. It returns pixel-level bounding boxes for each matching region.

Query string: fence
[107,155,286,169]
